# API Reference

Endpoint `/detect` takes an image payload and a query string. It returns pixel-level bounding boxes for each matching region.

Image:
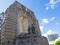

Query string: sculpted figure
[31,24,35,34]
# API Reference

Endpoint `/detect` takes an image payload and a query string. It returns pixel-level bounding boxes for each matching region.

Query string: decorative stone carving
[31,24,35,34]
[18,16,28,34]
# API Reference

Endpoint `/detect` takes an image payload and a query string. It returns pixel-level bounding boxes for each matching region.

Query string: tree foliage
[55,40,60,45]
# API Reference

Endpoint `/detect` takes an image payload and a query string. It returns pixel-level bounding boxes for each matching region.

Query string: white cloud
[43,29,57,37]
[45,0,60,10]
[46,6,49,10]
[43,30,53,37]
[47,29,53,35]
[40,26,44,31]
[43,34,47,37]
[42,18,49,24]
[41,17,55,24]
[50,17,55,21]
[56,22,59,25]
[47,29,57,35]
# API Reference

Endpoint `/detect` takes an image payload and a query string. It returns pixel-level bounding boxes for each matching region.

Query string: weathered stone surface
[0,1,49,45]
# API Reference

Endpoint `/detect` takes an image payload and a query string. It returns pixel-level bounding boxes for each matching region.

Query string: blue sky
[0,0,60,36]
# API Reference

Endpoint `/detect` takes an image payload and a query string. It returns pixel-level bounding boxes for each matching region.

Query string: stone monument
[1,1,49,45]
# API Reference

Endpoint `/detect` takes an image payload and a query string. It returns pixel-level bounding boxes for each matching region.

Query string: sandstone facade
[0,1,49,45]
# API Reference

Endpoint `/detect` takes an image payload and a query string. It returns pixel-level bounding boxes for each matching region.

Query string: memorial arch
[20,16,28,34]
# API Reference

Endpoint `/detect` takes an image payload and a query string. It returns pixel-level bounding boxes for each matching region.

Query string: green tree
[55,40,60,45]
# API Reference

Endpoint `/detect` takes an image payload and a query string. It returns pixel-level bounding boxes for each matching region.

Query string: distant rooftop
[47,34,59,41]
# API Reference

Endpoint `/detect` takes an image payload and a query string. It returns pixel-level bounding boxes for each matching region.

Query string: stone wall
[16,34,41,45]
[1,1,49,45]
